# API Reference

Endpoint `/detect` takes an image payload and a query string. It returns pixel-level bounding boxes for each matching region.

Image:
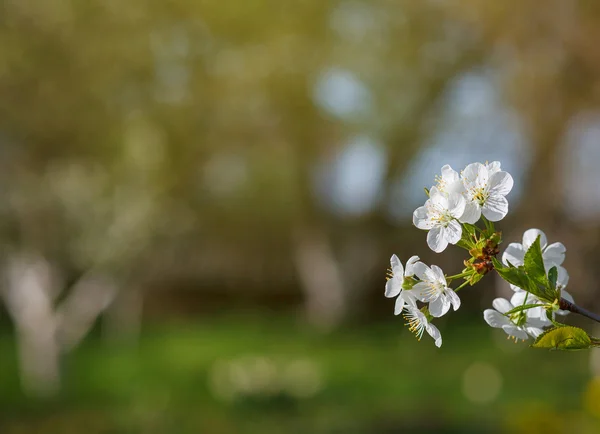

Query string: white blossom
[412,262,460,318]
[510,275,574,319]
[509,291,552,327]
[483,298,547,341]
[402,304,442,348]
[434,164,464,195]
[460,162,514,223]
[502,228,566,271]
[502,228,573,304]
[485,161,502,174]
[385,254,420,315]
[413,187,466,253]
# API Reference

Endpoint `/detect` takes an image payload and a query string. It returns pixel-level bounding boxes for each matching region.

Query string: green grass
[0,313,598,433]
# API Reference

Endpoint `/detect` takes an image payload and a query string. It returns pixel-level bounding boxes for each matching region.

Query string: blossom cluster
[385,255,459,348]
[413,162,513,252]
[385,161,579,349]
[483,228,574,341]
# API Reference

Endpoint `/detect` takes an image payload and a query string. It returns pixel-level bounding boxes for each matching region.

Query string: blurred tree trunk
[292,225,346,331]
[55,273,118,351]
[2,254,118,397]
[2,254,61,396]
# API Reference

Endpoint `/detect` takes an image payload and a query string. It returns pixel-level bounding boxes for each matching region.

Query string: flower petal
[525,327,544,338]
[394,295,406,315]
[502,325,529,340]
[483,309,511,328]
[510,284,524,292]
[385,276,402,298]
[429,296,450,318]
[390,254,404,276]
[488,171,514,196]
[510,291,533,307]
[522,229,548,251]
[492,298,513,314]
[427,226,449,253]
[441,164,459,183]
[463,162,488,190]
[502,243,525,267]
[527,316,551,328]
[404,255,420,277]
[556,266,570,288]
[412,282,434,302]
[412,262,433,282]
[459,201,481,224]
[413,205,433,230]
[426,323,442,348]
[482,195,509,222]
[543,242,566,268]
[447,192,466,219]
[430,265,446,284]
[486,161,501,174]
[445,219,462,245]
[429,187,448,209]
[446,290,461,311]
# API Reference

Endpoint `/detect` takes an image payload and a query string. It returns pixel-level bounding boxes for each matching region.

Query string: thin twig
[560,298,600,324]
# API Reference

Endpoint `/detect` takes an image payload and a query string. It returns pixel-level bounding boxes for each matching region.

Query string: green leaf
[548,266,558,291]
[463,223,478,237]
[531,326,592,351]
[492,257,536,293]
[457,223,479,250]
[456,239,472,250]
[503,303,546,316]
[523,235,547,285]
[424,187,430,197]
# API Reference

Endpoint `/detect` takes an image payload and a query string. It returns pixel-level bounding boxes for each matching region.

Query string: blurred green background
[2,0,600,432]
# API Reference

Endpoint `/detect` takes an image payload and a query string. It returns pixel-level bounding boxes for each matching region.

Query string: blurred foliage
[0,316,599,434]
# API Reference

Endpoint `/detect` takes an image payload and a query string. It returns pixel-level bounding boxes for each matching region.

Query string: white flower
[510,276,574,319]
[460,162,514,223]
[435,164,465,195]
[412,262,460,317]
[502,228,571,299]
[402,304,442,348]
[502,228,566,271]
[413,187,466,253]
[483,298,547,341]
[385,254,420,315]
[509,291,552,327]
[485,160,502,174]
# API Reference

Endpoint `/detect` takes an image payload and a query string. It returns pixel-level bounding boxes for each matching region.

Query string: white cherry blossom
[385,254,420,315]
[434,164,465,195]
[502,228,566,271]
[502,228,571,296]
[412,262,460,318]
[402,304,442,348]
[460,162,514,223]
[413,187,466,253]
[485,160,502,174]
[509,291,551,327]
[483,297,547,341]
[510,273,574,319]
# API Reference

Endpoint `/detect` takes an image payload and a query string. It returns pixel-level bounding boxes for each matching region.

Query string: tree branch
[560,298,600,324]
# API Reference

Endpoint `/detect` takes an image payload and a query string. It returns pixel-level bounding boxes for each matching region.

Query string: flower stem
[446,271,470,281]
[560,298,600,324]
[481,216,495,233]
